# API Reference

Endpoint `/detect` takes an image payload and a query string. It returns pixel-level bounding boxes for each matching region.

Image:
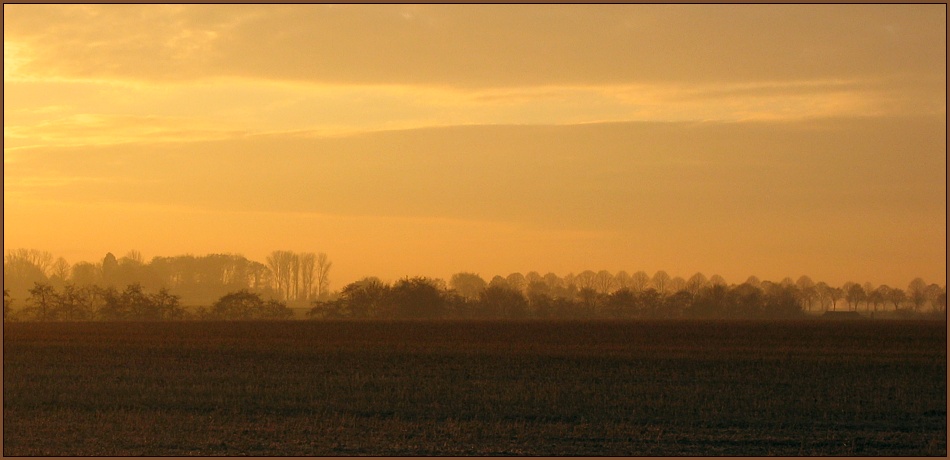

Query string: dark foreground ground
[3,320,946,455]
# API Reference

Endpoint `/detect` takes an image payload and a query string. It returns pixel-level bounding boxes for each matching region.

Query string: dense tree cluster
[6,282,185,321]
[3,249,331,308]
[4,282,293,322]
[310,271,947,320]
[204,290,294,320]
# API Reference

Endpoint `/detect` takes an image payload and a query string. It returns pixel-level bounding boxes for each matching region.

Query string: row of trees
[443,271,946,314]
[309,273,946,320]
[3,284,294,322]
[5,284,186,321]
[3,249,332,307]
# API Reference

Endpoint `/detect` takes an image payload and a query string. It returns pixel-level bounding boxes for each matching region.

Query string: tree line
[4,248,945,321]
[3,284,294,322]
[308,271,946,320]
[3,248,331,307]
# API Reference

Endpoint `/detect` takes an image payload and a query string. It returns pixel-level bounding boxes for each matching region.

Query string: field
[3,320,946,455]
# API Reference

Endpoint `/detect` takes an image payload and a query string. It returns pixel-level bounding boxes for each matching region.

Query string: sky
[3,4,946,289]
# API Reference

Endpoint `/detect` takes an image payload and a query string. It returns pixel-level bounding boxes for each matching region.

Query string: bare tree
[525,271,542,285]
[267,250,296,301]
[652,270,671,295]
[669,276,686,293]
[828,286,844,311]
[594,270,615,294]
[686,272,708,295]
[299,253,316,301]
[907,278,928,313]
[315,252,332,301]
[630,271,651,292]
[886,287,906,310]
[575,270,597,291]
[614,270,631,291]
[796,276,816,311]
[845,282,865,311]
[874,285,892,311]
[7,249,54,276]
[291,254,301,302]
[924,283,943,312]
[708,274,727,287]
[450,272,488,301]
[124,250,144,264]
[506,273,526,293]
[51,257,70,282]
[862,282,876,311]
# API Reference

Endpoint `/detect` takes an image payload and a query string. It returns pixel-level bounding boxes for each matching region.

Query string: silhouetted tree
[594,270,615,294]
[886,287,906,311]
[55,283,93,321]
[478,284,528,319]
[845,282,865,311]
[525,281,556,317]
[874,285,892,311]
[685,272,708,295]
[614,270,632,291]
[762,284,804,318]
[388,277,445,319]
[907,278,929,313]
[669,276,687,294]
[745,275,762,289]
[525,271,543,286]
[576,287,600,317]
[101,252,118,286]
[575,270,598,291]
[315,253,332,300]
[260,298,294,320]
[70,261,101,286]
[730,283,764,317]
[298,252,316,301]
[450,272,488,301]
[27,282,56,321]
[211,290,290,320]
[604,288,636,318]
[49,257,70,286]
[862,282,877,311]
[924,284,943,313]
[690,284,729,318]
[662,290,692,318]
[312,277,388,319]
[267,250,295,301]
[488,275,509,289]
[827,286,844,311]
[630,271,650,292]
[4,249,51,302]
[505,272,526,293]
[638,288,662,317]
[652,270,671,295]
[708,274,727,287]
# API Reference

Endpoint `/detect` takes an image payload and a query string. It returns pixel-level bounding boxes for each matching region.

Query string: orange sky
[3,4,946,288]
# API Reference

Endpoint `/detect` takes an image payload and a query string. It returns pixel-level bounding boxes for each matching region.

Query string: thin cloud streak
[4,77,926,149]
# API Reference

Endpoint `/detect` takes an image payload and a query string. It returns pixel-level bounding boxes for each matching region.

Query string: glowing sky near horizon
[3,4,946,288]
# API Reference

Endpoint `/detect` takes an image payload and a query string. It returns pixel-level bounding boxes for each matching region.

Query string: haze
[4,4,946,288]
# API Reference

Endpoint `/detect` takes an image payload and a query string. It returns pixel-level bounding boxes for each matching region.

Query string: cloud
[5,5,944,88]
[4,113,247,149]
[6,75,937,151]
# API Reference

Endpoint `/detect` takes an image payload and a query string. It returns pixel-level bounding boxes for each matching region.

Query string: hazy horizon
[4,4,946,289]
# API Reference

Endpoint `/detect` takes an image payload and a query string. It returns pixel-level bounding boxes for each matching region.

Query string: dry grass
[4,319,946,455]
